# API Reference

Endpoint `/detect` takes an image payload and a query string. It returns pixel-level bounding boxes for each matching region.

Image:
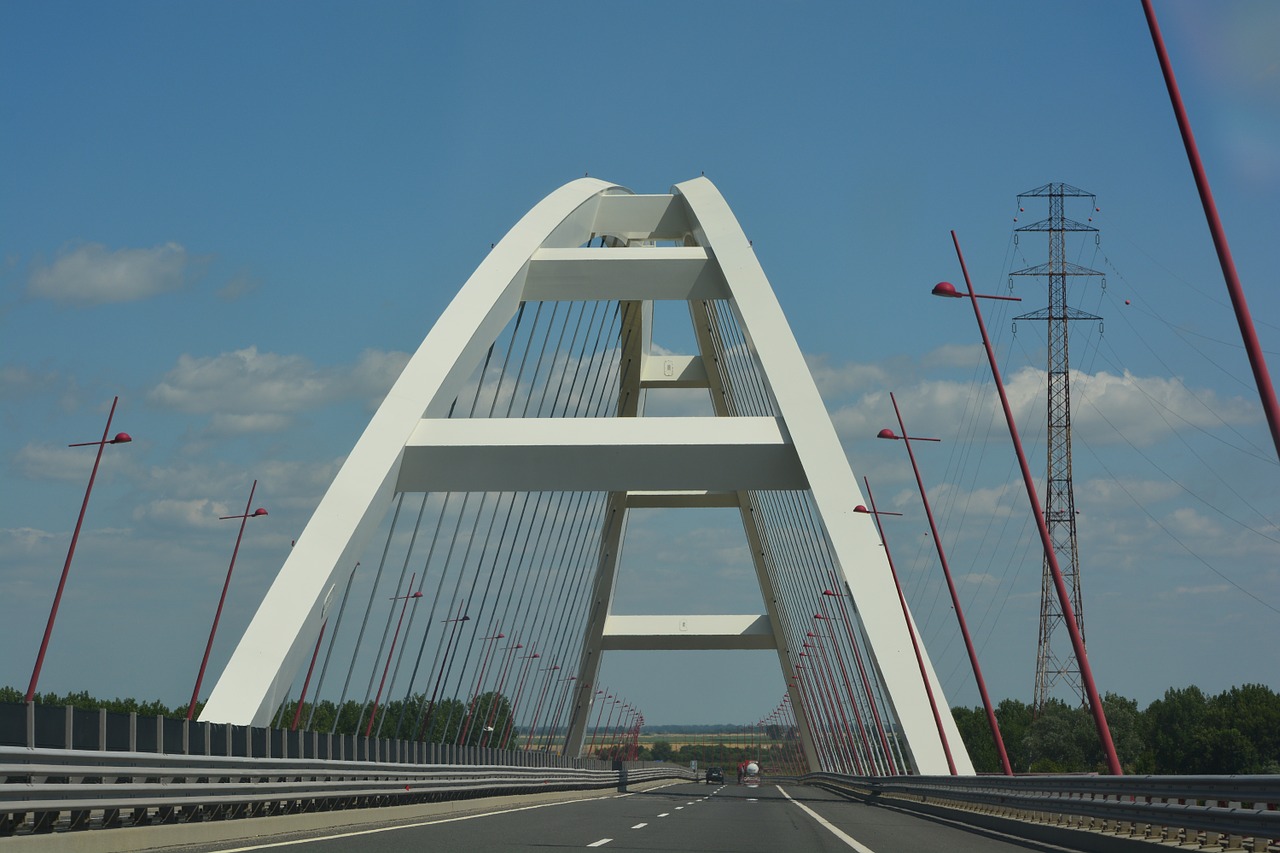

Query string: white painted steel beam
[522,247,727,302]
[674,176,973,774]
[624,490,738,509]
[203,175,974,779]
[640,354,708,388]
[601,615,775,651]
[397,417,807,493]
[590,193,693,241]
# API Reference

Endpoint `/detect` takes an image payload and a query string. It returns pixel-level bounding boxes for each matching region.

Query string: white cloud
[27,242,197,305]
[132,498,230,529]
[11,440,135,483]
[0,365,60,399]
[148,346,409,427]
[827,365,1257,449]
[805,354,891,398]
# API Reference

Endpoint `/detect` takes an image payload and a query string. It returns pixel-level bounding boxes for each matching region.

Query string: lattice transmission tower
[1010,182,1103,713]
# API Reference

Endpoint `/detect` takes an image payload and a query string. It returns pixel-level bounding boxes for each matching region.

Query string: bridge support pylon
[200,176,973,776]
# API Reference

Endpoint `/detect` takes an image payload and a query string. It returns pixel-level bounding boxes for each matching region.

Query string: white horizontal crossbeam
[398,417,806,493]
[624,490,739,509]
[640,354,708,388]
[591,193,692,241]
[522,247,728,301]
[601,614,775,651]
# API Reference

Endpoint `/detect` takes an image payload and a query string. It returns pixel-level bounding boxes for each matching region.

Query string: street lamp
[542,674,577,752]
[459,631,505,745]
[816,592,897,776]
[26,397,132,703]
[188,481,268,720]
[934,229,1123,775]
[524,663,561,750]
[854,483,957,774]
[366,576,423,736]
[877,396,1012,775]
[420,609,471,741]
[497,652,540,749]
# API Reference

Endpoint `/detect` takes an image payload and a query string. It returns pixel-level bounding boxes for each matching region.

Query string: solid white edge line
[208,792,624,852]
[777,785,878,853]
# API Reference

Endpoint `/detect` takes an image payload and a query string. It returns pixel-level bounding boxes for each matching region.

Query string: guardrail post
[155,714,164,753]
[64,704,73,749]
[182,719,189,755]
[25,701,34,748]
[99,708,107,750]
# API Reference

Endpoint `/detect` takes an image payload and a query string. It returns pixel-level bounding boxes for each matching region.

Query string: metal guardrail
[0,746,694,836]
[807,772,1280,852]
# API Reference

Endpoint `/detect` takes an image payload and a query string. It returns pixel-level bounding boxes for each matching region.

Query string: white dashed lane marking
[587,839,612,848]
[631,823,647,829]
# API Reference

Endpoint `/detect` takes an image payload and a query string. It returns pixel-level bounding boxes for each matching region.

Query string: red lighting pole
[420,608,471,741]
[291,616,328,731]
[188,481,268,720]
[476,640,522,747]
[542,674,577,752]
[855,481,957,774]
[524,663,561,750]
[1140,0,1280,462]
[934,231,1123,776]
[26,397,132,704]
[458,630,505,745]
[498,652,540,749]
[366,574,422,737]
[817,592,897,775]
[878,396,1013,775]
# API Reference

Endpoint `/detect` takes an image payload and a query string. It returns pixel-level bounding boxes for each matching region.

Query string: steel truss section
[200,177,974,776]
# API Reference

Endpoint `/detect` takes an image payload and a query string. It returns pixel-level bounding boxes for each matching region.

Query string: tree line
[951,684,1280,774]
[6,682,1277,773]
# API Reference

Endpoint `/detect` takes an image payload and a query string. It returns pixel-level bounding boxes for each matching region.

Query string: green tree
[649,739,674,762]
[1144,685,1209,773]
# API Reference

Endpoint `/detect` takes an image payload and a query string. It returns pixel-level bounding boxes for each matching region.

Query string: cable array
[274,298,648,752]
[697,299,909,775]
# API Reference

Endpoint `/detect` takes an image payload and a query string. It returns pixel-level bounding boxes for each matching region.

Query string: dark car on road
[705,766,724,784]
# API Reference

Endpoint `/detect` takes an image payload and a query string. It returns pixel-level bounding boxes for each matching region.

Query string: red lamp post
[366,575,423,737]
[934,230,1123,775]
[458,630,505,745]
[498,651,540,749]
[817,593,898,775]
[26,397,132,704]
[855,483,957,774]
[541,674,577,752]
[420,609,471,741]
[878,399,1013,775]
[524,663,561,750]
[291,616,328,731]
[188,481,268,720]
[1141,0,1280,462]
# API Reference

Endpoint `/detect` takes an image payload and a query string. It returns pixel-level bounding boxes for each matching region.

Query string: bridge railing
[807,771,1280,852]
[0,700,583,767]
[0,702,695,837]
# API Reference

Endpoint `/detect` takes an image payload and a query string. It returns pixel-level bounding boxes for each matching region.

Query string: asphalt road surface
[173,780,1053,853]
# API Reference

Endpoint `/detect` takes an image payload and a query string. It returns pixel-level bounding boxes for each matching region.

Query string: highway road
[171,780,1053,853]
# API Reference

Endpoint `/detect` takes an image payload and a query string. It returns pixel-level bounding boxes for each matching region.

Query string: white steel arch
[200,176,974,776]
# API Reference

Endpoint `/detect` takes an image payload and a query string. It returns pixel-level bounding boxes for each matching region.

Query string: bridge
[4,171,1278,852]
[5,4,1279,839]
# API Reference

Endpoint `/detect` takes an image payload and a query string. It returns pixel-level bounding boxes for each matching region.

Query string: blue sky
[2,2,1277,727]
